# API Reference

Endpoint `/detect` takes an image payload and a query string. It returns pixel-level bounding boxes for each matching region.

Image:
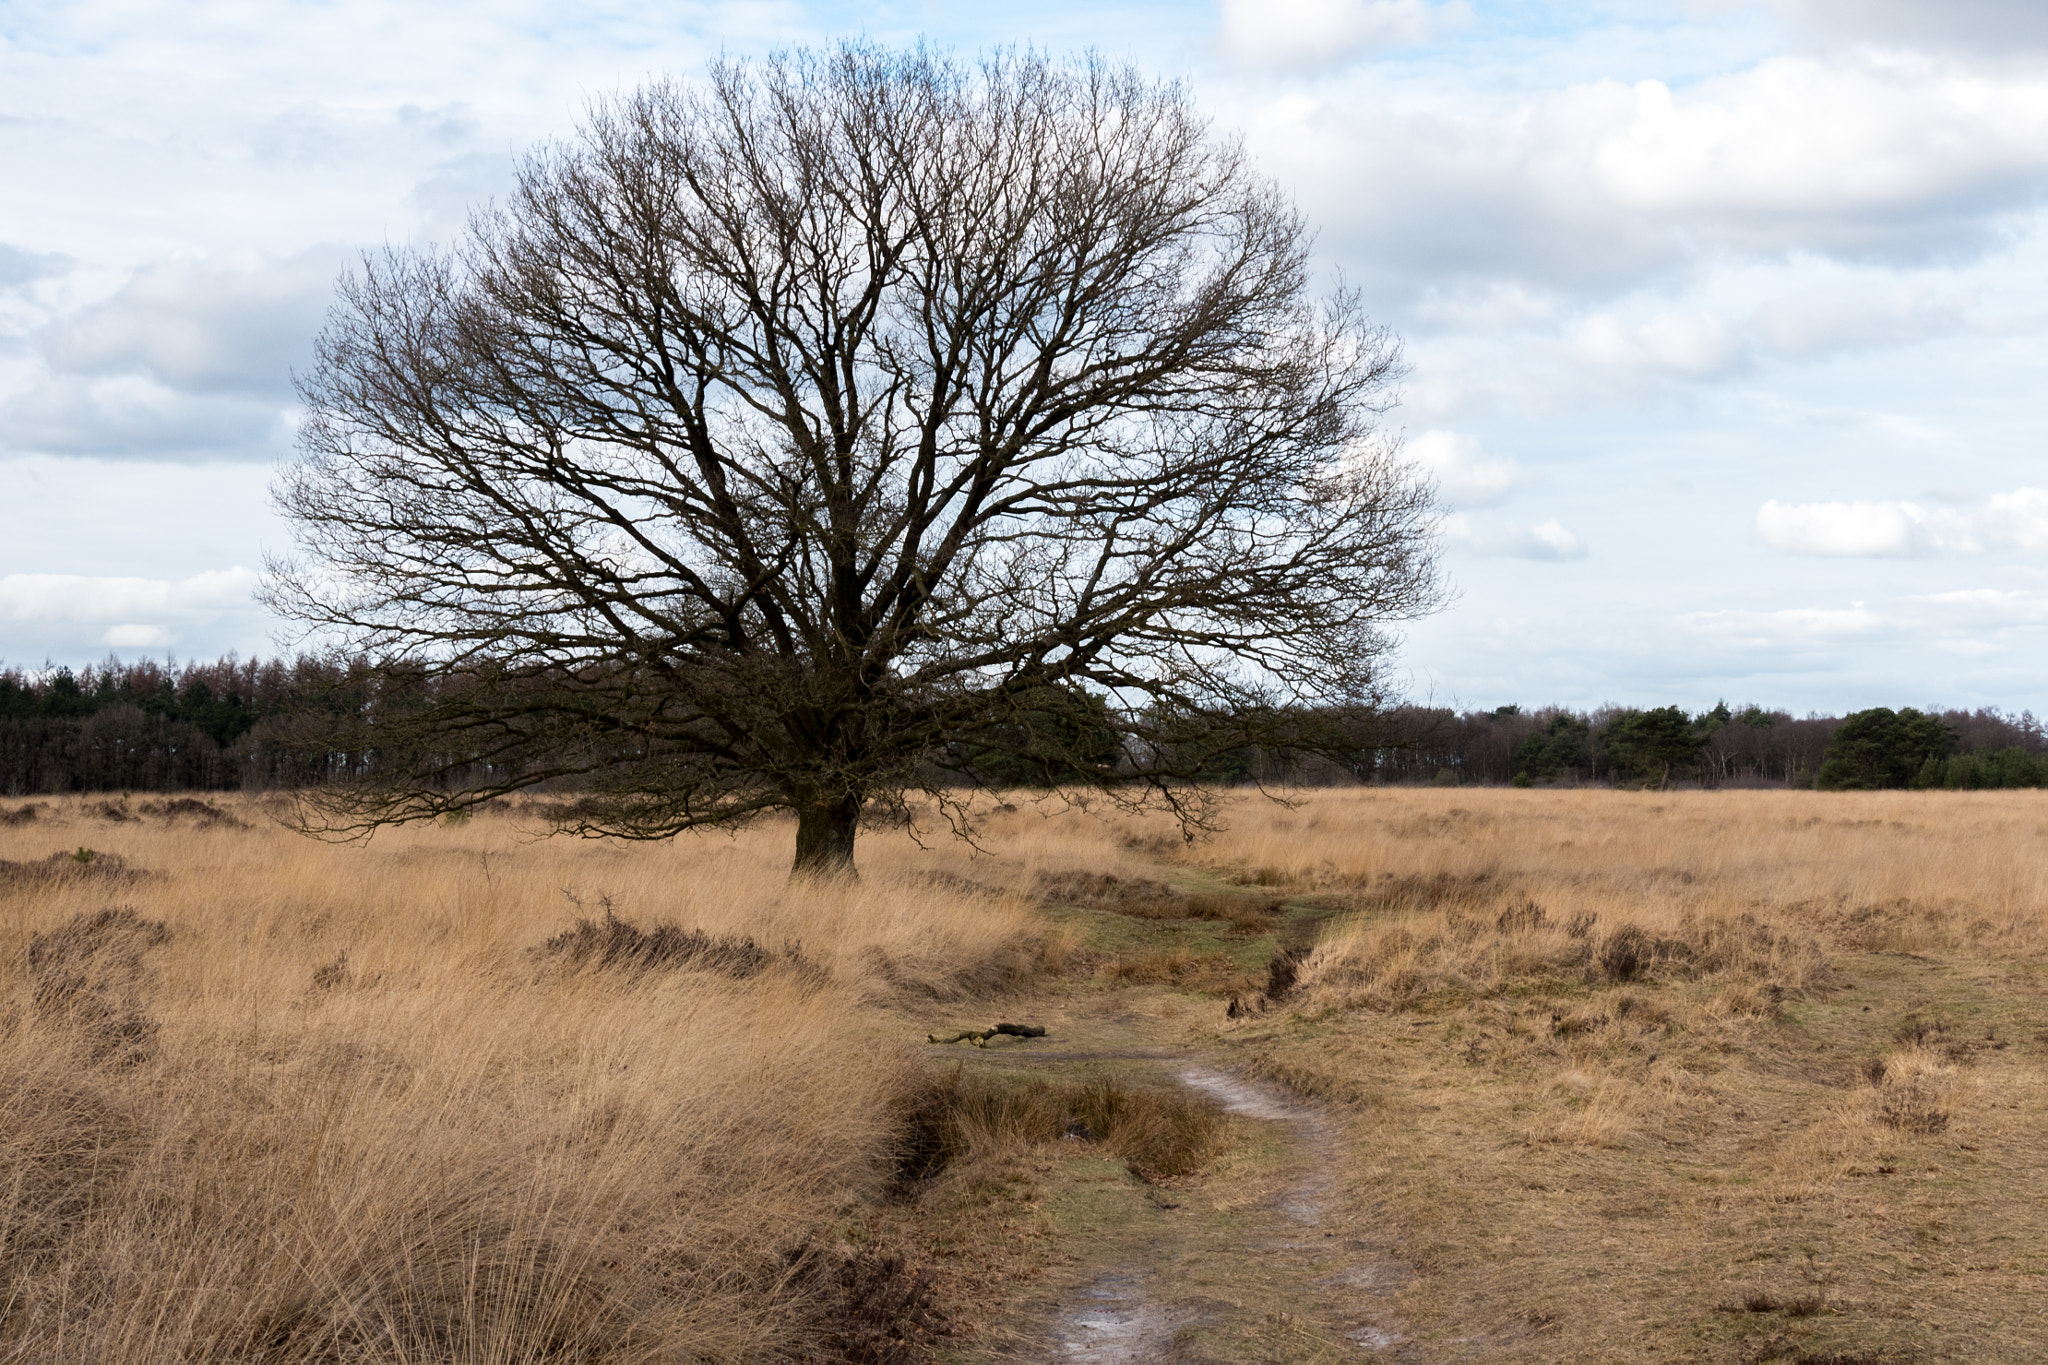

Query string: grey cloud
[397,102,482,145]
[1285,105,1680,306]
[406,152,519,239]
[0,372,290,461]
[1783,0,2048,52]
[0,244,72,289]
[1214,0,1474,75]
[1751,285,1973,358]
[38,245,344,399]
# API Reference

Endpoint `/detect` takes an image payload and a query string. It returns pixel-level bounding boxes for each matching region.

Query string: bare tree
[264,44,1442,875]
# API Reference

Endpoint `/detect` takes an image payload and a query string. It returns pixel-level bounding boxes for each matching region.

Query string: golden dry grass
[1170,787,2048,1362]
[8,785,2048,1362]
[0,797,1052,1363]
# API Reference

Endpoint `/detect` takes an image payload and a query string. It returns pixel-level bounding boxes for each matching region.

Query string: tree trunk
[792,795,860,879]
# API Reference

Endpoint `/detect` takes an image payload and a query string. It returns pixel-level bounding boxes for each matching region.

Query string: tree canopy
[264,45,1443,873]
[1815,707,1955,790]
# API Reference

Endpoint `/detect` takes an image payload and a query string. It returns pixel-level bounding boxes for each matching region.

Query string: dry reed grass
[0,797,1051,1363]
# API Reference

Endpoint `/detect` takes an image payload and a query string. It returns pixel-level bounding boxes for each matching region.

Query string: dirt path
[1027,1054,1415,1362]
[916,885,1421,1362]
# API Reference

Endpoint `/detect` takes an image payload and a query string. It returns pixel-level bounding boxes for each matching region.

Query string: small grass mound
[783,1238,953,1365]
[1037,870,1283,929]
[899,1066,1229,1183]
[1721,1290,1826,1317]
[136,798,249,828]
[0,850,151,892]
[1870,1047,1955,1135]
[1037,870,1186,917]
[533,907,801,980]
[22,907,172,1066]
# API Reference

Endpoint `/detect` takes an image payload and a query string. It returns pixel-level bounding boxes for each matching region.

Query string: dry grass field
[1,786,2045,1362]
[0,796,1065,1362]
[1196,788,2048,1363]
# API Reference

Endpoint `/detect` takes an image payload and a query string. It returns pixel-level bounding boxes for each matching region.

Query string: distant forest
[2,656,2044,796]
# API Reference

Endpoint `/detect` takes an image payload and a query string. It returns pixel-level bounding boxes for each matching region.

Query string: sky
[2,0,2046,715]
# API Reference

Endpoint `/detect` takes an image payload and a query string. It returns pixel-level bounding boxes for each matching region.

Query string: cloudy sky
[3,0,2045,714]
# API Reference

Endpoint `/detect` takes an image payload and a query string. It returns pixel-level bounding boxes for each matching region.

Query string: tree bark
[792,795,860,878]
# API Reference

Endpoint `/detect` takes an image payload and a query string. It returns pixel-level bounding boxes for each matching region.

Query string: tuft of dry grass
[532,903,808,980]
[900,1065,1229,1183]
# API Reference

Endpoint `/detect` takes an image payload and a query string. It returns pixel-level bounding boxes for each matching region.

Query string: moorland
[1,787,2043,1362]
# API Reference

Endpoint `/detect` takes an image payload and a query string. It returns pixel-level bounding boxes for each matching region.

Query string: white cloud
[1520,520,1586,560]
[1588,58,2048,241]
[1977,488,2048,552]
[1755,498,1971,556]
[1678,602,1889,650]
[1255,52,2048,307]
[1407,429,1524,508]
[1443,513,1587,560]
[102,623,174,648]
[0,568,260,622]
[1572,310,1745,377]
[1216,0,1470,72]
[1758,489,2048,557]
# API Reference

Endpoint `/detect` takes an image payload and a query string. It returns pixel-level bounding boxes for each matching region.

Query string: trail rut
[1041,1061,1413,1362]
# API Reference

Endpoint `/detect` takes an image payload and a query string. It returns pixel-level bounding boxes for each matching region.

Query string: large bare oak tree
[265,45,1442,875]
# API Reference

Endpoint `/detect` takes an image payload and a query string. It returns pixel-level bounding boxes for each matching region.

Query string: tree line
[3,656,2042,797]
[0,657,391,795]
[1330,701,2048,791]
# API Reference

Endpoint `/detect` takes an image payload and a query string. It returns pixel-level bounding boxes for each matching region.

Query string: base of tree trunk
[792,796,860,878]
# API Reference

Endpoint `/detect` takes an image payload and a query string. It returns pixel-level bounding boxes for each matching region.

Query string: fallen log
[927,1022,1048,1046]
